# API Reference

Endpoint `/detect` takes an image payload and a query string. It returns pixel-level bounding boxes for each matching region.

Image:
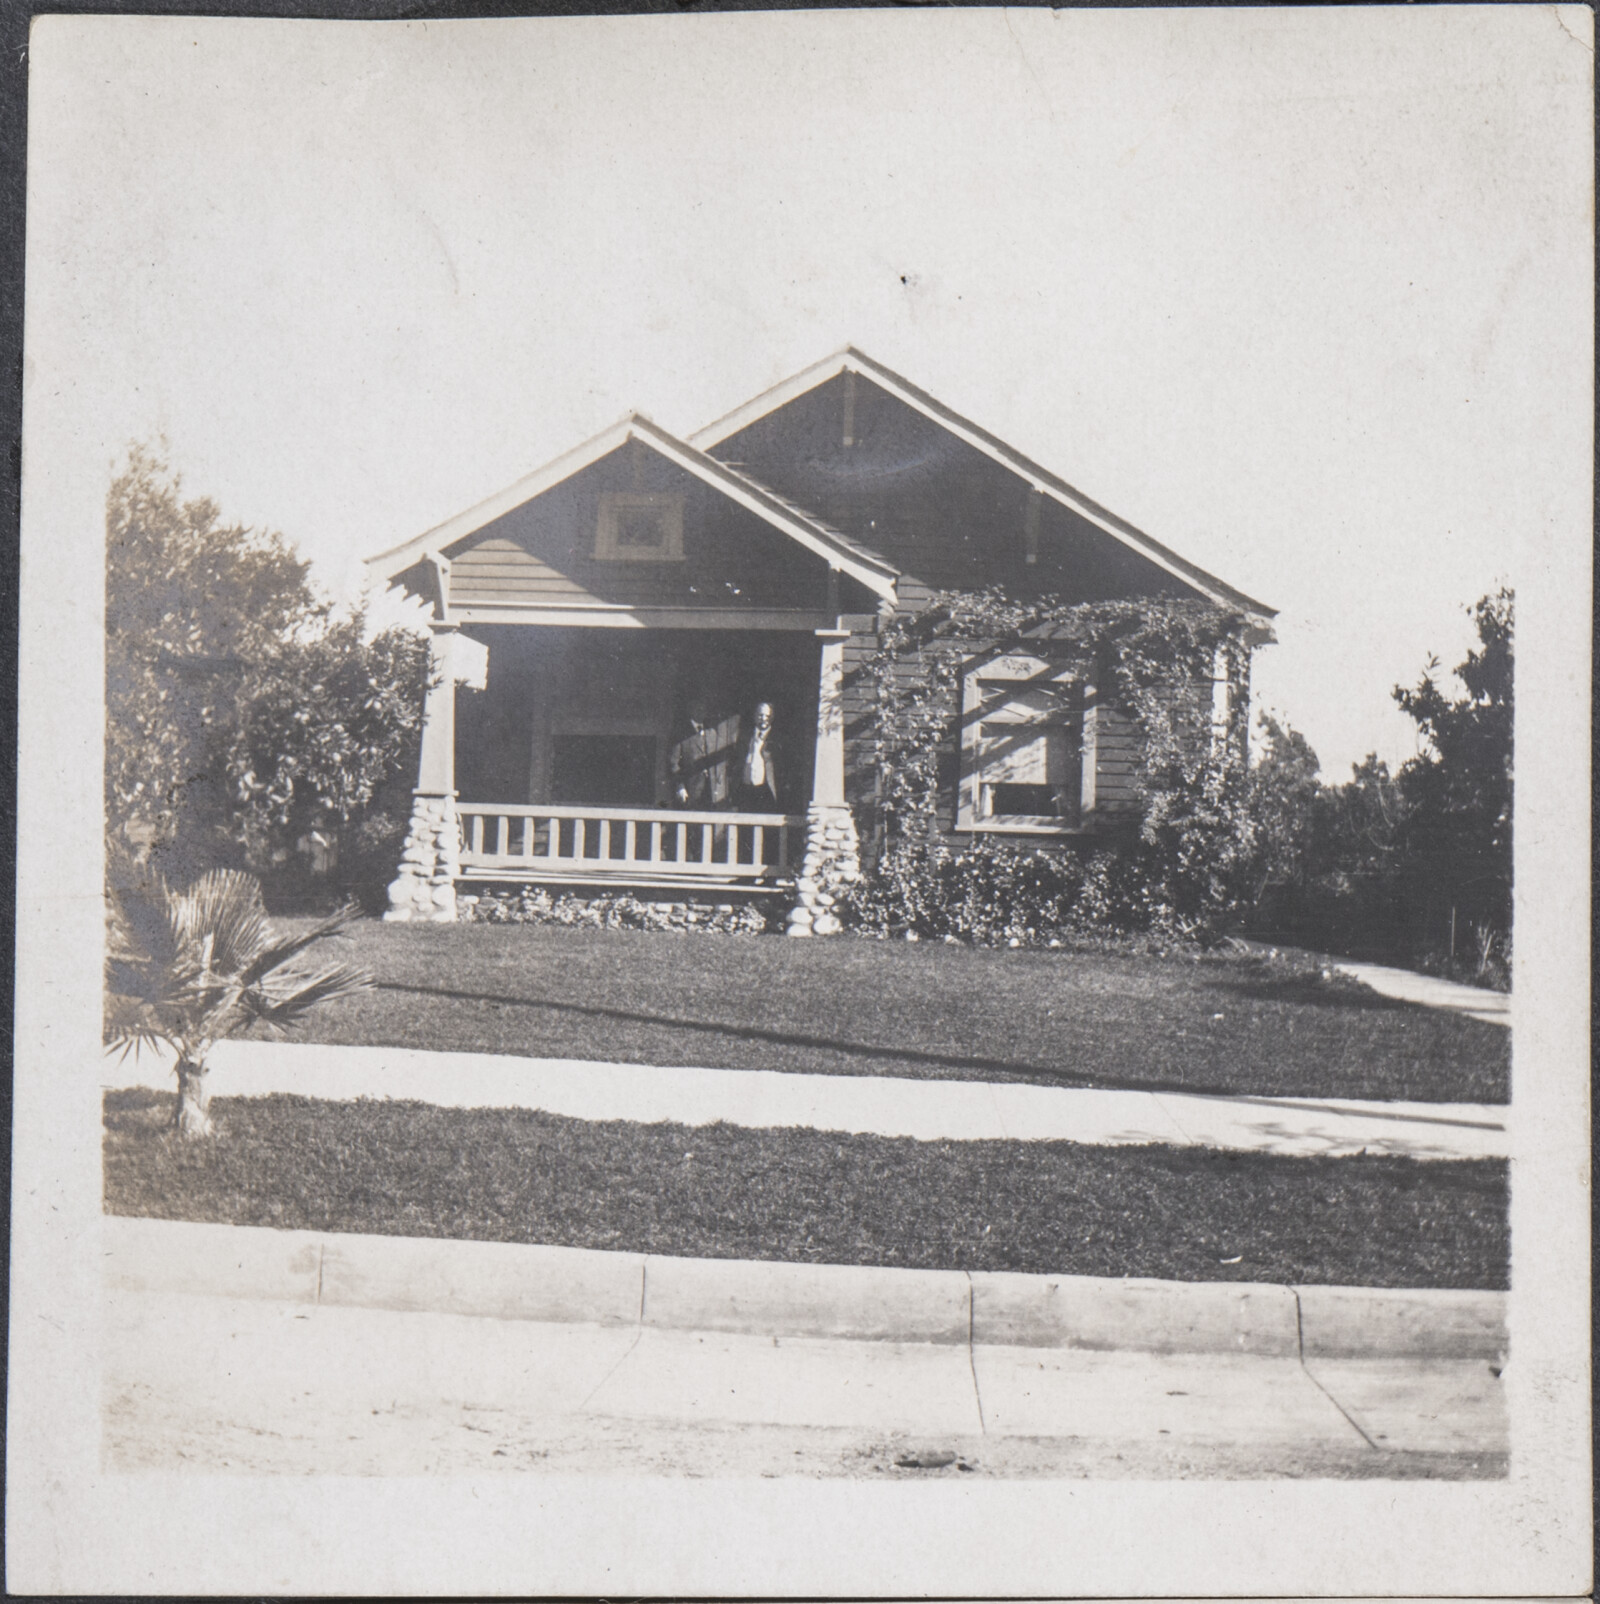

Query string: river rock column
[785,803,861,937]
[385,793,462,923]
[385,625,462,923]
[787,626,859,937]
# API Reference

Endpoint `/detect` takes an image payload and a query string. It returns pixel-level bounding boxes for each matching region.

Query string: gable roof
[366,412,900,602]
[690,347,1276,632]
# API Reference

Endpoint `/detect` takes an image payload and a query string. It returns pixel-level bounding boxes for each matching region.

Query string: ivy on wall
[847,590,1259,941]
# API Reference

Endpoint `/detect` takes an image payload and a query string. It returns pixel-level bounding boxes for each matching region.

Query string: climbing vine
[846,591,1259,941]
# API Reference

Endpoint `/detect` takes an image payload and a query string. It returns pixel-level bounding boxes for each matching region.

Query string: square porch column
[385,624,465,922]
[787,626,860,937]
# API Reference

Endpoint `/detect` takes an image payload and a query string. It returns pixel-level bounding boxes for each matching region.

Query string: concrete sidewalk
[1335,961,1510,1028]
[105,1039,1509,1161]
[101,1217,1509,1479]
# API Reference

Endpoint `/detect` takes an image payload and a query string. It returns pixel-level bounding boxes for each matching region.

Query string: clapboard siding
[443,439,830,613]
[1093,705,1143,811]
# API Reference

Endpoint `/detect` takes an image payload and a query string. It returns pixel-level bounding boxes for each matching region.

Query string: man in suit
[668,696,739,809]
[734,701,781,811]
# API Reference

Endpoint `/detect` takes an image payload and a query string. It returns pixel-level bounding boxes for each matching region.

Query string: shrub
[844,839,1084,944]
[465,888,777,936]
[841,835,1238,947]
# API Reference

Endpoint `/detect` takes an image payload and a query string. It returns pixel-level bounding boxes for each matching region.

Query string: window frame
[593,491,686,563]
[956,651,1097,835]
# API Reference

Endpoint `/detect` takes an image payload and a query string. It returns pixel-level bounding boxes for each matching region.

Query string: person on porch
[734,701,782,811]
[667,696,739,809]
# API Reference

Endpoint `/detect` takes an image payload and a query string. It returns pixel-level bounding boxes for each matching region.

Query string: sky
[24,5,1593,778]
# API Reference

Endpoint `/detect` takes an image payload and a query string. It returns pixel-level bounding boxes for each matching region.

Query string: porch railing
[456,803,802,889]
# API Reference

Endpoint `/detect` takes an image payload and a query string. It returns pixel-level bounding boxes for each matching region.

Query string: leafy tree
[106,870,370,1137]
[1393,588,1514,944]
[106,444,322,878]
[1247,713,1323,906]
[1241,591,1510,972]
[223,612,430,885]
[104,444,430,903]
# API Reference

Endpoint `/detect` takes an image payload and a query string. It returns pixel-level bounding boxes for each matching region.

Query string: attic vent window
[958,653,1093,834]
[595,492,685,562]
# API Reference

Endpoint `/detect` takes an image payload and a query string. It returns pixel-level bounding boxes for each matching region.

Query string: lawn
[287,921,1509,1104]
[103,1089,1508,1288]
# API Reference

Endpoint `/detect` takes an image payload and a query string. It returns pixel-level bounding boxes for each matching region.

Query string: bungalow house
[367,349,1275,928]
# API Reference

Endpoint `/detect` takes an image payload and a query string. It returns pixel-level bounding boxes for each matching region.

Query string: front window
[959,654,1089,832]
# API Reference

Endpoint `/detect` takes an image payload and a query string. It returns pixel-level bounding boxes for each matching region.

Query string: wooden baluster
[598,818,611,861]
[471,814,484,858]
[752,825,764,874]
[574,818,585,860]
[496,815,509,858]
[676,821,687,864]
[624,818,636,862]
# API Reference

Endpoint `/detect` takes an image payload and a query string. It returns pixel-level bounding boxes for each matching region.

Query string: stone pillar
[787,628,860,937]
[385,626,462,923]
[785,803,862,937]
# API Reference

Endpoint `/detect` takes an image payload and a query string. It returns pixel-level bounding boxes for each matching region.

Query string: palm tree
[106,869,372,1137]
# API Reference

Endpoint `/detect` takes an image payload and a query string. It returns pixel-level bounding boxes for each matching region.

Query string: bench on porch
[456,802,804,892]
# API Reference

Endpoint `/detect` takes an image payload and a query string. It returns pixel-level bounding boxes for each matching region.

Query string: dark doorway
[550,734,658,805]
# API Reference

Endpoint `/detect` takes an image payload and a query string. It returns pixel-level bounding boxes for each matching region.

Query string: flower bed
[464,885,776,935]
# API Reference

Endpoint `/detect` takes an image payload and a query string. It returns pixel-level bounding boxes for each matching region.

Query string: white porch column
[385,625,464,923]
[416,626,459,795]
[810,627,849,808]
[787,626,860,937]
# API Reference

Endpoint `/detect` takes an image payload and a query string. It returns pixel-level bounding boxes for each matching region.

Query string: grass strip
[287,924,1510,1105]
[104,1089,1508,1289]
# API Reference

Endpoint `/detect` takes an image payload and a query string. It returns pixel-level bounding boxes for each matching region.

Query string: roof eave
[692,347,1278,625]
[364,411,899,603]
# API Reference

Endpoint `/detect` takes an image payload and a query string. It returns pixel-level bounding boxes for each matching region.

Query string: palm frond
[236,902,362,990]
[105,869,373,1067]
[104,987,173,1059]
[166,869,272,977]
[243,962,373,1029]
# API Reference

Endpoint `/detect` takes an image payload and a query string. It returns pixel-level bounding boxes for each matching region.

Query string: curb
[103,1215,1507,1360]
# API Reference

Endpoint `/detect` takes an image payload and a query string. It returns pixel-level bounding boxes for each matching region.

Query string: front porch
[385,619,858,922]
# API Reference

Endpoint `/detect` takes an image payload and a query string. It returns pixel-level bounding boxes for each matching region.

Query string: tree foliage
[104,444,429,900]
[224,614,430,865]
[1244,589,1512,974]
[106,444,322,868]
[1393,588,1513,939]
